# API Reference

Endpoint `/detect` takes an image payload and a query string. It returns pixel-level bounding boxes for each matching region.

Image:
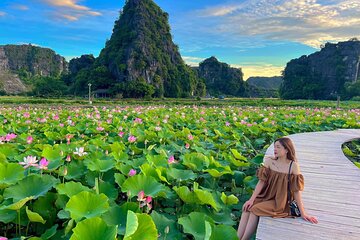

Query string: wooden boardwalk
[256,129,360,240]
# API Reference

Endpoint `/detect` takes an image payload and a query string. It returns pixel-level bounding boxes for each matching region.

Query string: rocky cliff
[195,56,246,96]
[280,39,360,99]
[97,0,200,97]
[0,44,68,94]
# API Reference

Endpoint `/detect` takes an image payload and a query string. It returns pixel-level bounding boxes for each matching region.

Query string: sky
[1,0,360,79]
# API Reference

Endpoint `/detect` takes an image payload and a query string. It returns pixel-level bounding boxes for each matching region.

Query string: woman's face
[274,141,287,158]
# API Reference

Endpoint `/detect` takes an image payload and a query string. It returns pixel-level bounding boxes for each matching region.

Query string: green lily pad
[178,212,214,240]
[151,211,182,240]
[209,224,238,240]
[182,152,210,171]
[124,211,158,240]
[26,206,46,224]
[3,174,59,201]
[65,191,109,221]
[167,168,196,181]
[121,174,170,198]
[102,202,140,235]
[56,181,92,197]
[4,196,34,210]
[220,192,239,205]
[0,162,25,188]
[0,208,17,223]
[84,157,115,172]
[41,224,58,239]
[70,217,117,240]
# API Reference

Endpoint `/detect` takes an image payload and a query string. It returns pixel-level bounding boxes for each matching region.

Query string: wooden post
[336,95,340,108]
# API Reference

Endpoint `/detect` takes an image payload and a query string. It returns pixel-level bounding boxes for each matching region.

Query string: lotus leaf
[84,157,115,172]
[0,162,25,188]
[178,212,214,240]
[26,206,46,224]
[41,224,58,239]
[102,202,140,235]
[0,208,17,223]
[151,211,182,240]
[4,196,34,210]
[209,224,238,240]
[124,211,158,240]
[3,175,59,201]
[70,217,117,240]
[121,174,170,198]
[167,168,196,181]
[220,192,239,205]
[65,191,109,221]
[182,152,210,171]
[42,146,62,170]
[56,181,92,197]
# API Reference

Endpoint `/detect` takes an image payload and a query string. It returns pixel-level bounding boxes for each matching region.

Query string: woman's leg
[237,211,250,239]
[241,212,259,240]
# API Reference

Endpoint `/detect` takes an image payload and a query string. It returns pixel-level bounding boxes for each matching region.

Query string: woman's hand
[242,199,254,212]
[302,214,318,224]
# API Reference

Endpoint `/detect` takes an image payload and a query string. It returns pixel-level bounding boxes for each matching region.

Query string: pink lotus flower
[154,126,162,131]
[185,143,190,149]
[53,115,59,120]
[5,133,17,142]
[128,135,137,143]
[19,156,39,169]
[128,169,137,176]
[27,136,33,144]
[0,236,9,240]
[137,190,152,210]
[66,155,71,162]
[38,158,49,170]
[118,132,125,137]
[188,134,194,141]
[134,118,143,124]
[96,127,104,131]
[168,156,176,164]
[225,121,230,126]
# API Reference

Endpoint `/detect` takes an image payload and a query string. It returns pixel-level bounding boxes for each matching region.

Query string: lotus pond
[0,105,359,239]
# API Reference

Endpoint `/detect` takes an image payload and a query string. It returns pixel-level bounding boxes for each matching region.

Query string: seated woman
[237,137,318,240]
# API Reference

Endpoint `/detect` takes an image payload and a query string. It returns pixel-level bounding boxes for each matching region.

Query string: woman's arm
[242,180,265,211]
[294,191,318,223]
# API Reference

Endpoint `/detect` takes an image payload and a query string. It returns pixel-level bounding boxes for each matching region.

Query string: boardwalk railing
[256,129,360,240]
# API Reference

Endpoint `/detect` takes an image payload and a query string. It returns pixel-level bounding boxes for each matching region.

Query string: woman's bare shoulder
[291,161,301,174]
[263,155,275,167]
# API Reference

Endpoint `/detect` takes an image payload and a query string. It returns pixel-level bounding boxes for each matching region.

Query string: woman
[237,137,318,240]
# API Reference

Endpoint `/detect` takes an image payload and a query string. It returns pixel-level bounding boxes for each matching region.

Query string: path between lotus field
[256,129,360,240]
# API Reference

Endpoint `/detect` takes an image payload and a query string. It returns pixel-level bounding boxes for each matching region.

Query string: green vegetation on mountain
[280,39,360,100]
[195,56,246,97]
[95,0,204,98]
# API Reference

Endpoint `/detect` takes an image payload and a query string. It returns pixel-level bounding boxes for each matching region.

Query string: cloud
[195,0,360,48]
[39,0,101,21]
[0,11,6,17]
[12,4,29,11]
[231,63,284,80]
[182,56,205,66]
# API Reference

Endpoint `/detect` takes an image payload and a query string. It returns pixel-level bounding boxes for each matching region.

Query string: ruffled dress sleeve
[290,174,304,192]
[256,166,270,182]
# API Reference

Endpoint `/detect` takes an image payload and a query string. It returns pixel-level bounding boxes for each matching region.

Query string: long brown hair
[274,137,297,162]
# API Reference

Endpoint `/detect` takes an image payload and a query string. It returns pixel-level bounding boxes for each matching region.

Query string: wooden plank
[256,129,360,239]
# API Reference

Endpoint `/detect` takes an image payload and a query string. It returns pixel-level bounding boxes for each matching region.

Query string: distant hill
[280,39,360,100]
[247,76,282,90]
[0,44,68,94]
[194,56,246,96]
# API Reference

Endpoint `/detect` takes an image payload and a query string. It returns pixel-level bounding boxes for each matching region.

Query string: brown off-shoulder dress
[249,166,304,218]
